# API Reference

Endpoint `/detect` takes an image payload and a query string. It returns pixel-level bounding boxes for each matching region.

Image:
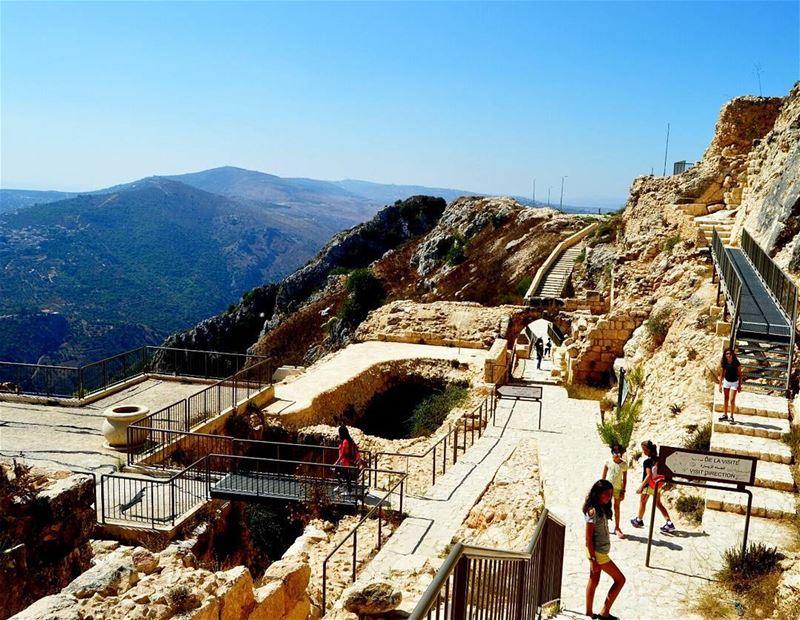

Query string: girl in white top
[601,444,628,539]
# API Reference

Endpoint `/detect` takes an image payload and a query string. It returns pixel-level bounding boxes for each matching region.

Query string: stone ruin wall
[0,465,96,618]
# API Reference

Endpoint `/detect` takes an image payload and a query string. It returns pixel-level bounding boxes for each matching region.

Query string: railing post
[453,426,459,464]
[100,475,106,524]
[102,360,108,391]
[451,557,470,620]
[171,480,176,527]
[352,529,358,582]
[78,366,84,400]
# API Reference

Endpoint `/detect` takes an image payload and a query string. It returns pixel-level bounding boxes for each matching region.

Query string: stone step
[754,460,796,492]
[706,484,796,519]
[713,391,788,419]
[712,414,790,440]
[710,432,792,464]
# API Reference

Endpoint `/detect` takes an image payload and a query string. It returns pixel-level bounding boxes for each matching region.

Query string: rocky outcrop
[0,462,95,618]
[12,542,314,620]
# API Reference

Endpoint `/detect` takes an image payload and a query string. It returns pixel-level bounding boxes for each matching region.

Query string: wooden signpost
[645,446,757,567]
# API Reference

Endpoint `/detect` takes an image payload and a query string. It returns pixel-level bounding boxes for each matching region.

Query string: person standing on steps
[630,440,675,533]
[602,444,628,539]
[718,348,743,424]
[584,479,626,620]
[535,337,544,369]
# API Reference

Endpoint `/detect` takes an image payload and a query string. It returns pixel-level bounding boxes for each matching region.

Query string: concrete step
[754,460,796,491]
[710,432,792,464]
[706,484,796,519]
[713,391,788,419]
[713,414,790,440]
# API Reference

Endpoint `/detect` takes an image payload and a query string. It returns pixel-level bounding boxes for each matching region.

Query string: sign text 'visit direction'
[660,446,757,486]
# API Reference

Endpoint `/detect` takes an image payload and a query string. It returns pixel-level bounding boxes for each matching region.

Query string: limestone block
[186,597,220,620]
[10,593,83,620]
[66,550,138,599]
[252,581,286,620]
[715,321,731,337]
[680,203,709,216]
[263,556,311,603]
[283,598,311,620]
[216,565,255,620]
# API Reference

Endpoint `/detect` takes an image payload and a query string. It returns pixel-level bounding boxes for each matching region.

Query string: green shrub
[717,543,783,593]
[626,365,645,392]
[597,398,640,450]
[445,234,467,266]
[330,266,353,276]
[645,309,671,345]
[782,426,800,454]
[409,384,470,437]
[576,248,586,263]
[662,235,682,254]
[516,276,533,298]
[675,494,704,524]
[684,422,712,452]
[245,504,304,561]
[338,269,386,326]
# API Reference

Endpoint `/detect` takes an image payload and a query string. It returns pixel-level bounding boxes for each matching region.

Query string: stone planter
[102,405,149,450]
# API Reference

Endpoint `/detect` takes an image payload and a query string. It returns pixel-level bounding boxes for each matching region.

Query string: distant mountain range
[0,167,483,365]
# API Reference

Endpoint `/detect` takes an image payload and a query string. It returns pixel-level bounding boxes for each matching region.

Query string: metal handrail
[0,345,271,399]
[321,469,408,611]
[409,509,565,620]
[711,228,743,330]
[741,228,799,324]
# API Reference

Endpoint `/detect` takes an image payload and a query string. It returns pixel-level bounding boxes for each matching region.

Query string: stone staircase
[694,210,737,247]
[705,390,797,519]
[533,245,583,298]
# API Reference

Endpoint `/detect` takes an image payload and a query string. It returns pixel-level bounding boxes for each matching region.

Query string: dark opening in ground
[356,377,469,439]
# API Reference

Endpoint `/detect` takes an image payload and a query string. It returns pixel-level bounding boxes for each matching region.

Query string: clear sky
[1,1,798,207]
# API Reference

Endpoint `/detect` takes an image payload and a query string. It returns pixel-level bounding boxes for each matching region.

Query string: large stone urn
[102,405,149,450]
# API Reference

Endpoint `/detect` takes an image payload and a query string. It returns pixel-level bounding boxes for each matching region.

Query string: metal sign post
[496,384,543,429]
[644,446,757,568]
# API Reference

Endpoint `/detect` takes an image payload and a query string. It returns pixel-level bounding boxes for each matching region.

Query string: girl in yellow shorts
[584,479,626,620]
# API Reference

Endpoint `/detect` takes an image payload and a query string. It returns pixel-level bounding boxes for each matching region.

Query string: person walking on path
[535,337,545,369]
[544,338,552,358]
[602,444,628,539]
[584,479,626,620]
[718,348,743,424]
[630,440,675,533]
[334,425,360,495]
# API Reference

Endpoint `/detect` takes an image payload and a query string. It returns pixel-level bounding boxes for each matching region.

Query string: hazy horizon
[2,1,797,209]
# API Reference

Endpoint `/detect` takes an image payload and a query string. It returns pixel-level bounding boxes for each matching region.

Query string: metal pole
[645,479,661,567]
[617,368,625,409]
[663,122,670,176]
[452,557,470,620]
[559,176,567,210]
[742,488,753,558]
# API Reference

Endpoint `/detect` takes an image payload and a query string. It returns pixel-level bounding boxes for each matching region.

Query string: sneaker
[660,521,676,533]
[718,415,729,422]
[630,517,644,528]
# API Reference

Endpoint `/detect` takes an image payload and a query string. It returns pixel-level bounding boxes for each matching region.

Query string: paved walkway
[532,361,793,619]
[0,379,208,474]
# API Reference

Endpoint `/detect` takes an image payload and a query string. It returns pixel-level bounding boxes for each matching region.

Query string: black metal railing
[547,323,565,348]
[321,469,407,611]
[409,510,565,620]
[127,359,273,457]
[372,393,495,496]
[99,457,214,528]
[0,346,270,399]
[741,228,798,326]
[711,228,743,342]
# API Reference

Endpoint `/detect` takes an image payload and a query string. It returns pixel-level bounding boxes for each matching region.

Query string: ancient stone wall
[0,463,95,618]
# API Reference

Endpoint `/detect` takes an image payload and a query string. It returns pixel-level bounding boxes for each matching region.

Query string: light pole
[547,187,551,207]
[559,176,567,211]
[532,179,536,205]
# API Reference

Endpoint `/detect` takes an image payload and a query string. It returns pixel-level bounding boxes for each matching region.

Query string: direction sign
[496,385,542,401]
[660,446,756,486]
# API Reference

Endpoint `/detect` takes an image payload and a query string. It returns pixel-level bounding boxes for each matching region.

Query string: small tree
[597,397,640,450]
[338,268,386,327]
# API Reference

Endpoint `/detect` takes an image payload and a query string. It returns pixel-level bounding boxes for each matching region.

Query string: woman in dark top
[630,441,675,533]
[718,348,743,424]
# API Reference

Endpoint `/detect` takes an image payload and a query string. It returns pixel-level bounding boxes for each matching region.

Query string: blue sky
[1,1,798,208]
